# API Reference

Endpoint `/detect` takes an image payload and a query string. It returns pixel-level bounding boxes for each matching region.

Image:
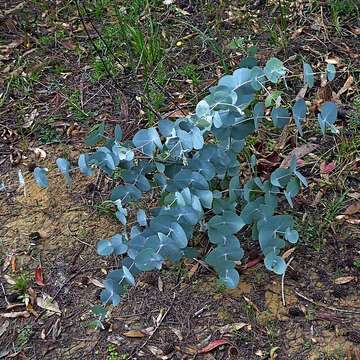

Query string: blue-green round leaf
[56,158,72,187]
[122,265,135,286]
[91,305,107,317]
[112,144,134,162]
[192,127,204,150]
[270,168,292,188]
[97,239,114,256]
[292,99,307,136]
[285,227,299,243]
[115,210,127,225]
[284,178,300,207]
[208,211,245,234]
[169,222,187,248]
[85,123,105,146]
[326,63,336,81]
[159,119,175,137]
[137,209,147,226]
[78,154,94,176]
[303,63,314,88]
[97,147,116,170]
[264,57,286,83]
[264,252,286,274]
[317,102,338,135]
[192,189,213,209]
[34,167,48,188]
[253,102,265,129]
[219,268,239,288]
[218,75,236,90]
[107,269,125,282]
[111,185,142,203]
[100,288,121,306]
[114,124,122,142]
[232,68,252,89]
[135,248,163,271]
[111,234,127,255]
[271,107,290,128]
[196,100,210,118]
[100,279,121,305]
[133,128,162,157]
[250,66,265,90]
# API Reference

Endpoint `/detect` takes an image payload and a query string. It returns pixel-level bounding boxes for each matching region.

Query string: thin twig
[295,290,360,315]
[127,292,176,359]
[82,2,187,117]
[281,256,294,306]
[91,170,102,206]
[36,265,117,320]
[75,1,161,121]
[0,283,9,305]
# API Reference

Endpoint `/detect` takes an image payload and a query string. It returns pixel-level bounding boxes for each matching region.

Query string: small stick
[281,256,294,306]
[0,282,9,305]
[295,290,360,315]
[91,171,102,206]
[127,293,176,359]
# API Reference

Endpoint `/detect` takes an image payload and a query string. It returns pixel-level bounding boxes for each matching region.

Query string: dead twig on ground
[127,292,176,359]
[295,290,360,315]
[281,256,294,306]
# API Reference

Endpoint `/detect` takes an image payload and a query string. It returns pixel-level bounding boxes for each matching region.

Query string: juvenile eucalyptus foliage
[32,58,338,305]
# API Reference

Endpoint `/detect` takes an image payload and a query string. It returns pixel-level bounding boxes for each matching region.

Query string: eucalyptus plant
[31,57,338,305]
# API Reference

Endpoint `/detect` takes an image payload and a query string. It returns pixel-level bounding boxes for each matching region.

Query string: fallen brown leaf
[325,57,341,65]
[2,2,25,15]
[348,192,360,200]
[218,322,247,335]
[3,275,16,285]
[2,255,11,272]
[198,338,230,354]
[11,256,16,272]
[317,83,332,102]
[344,200,360,215]
[0,37,23,51]
[187,262,199,279]
[291,27,304,39]
[282,247,296,260]
[36,294,61,315]
[334,276,356,285]
[147,345,163,356]
[0,320,9,338]
[88,277,104,288]
[320,161,336,174]
[335,214,360,224]
[31,147,47,160]
[123,330,146,338]
[349,26,360,35]
[27,287,37,305]
[34,265,45,287]
[337,76,354,97]
[280,143,319,168]
[23,109,39,128]
[61,40,77,50]
[0,311,30,318]
[295,85,308,100]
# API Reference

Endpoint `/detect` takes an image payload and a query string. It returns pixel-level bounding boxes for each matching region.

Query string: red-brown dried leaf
[198,339,230,354]
[35,265,45,287]
[257,152,281,174]
[244,257,262,269]
[344,200,360,215]
[320,161,336,174]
